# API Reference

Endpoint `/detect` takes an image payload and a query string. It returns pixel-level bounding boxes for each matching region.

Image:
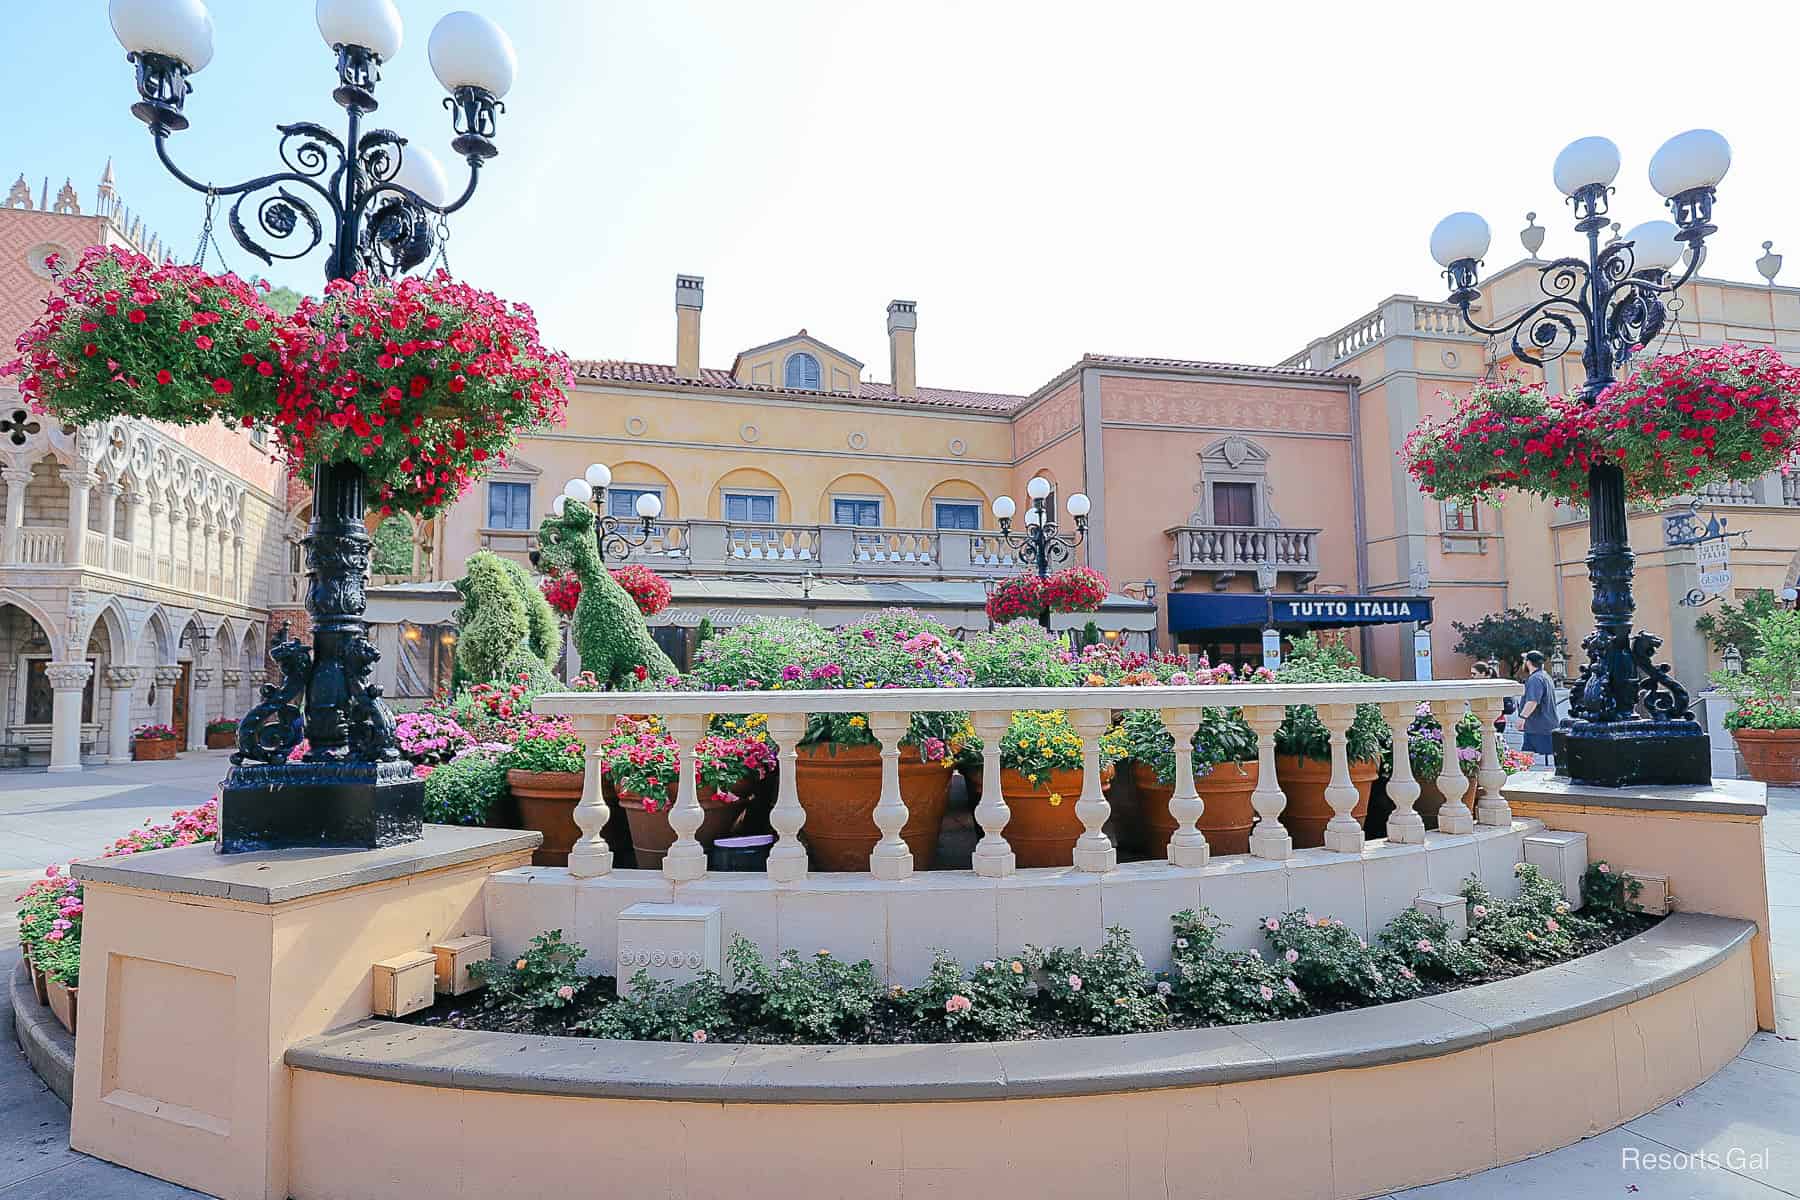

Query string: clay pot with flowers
[1715,607,1800,784]
[1270,639,1390,848]
[204,718,239,750]
[131,723,179,761]
[990,709,1127,867]
[498,715,589,867]
[1120,698,1261,857]
[597,716,775,868]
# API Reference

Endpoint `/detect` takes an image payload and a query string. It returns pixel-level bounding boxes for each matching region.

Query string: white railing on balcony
[82,528,106,568]
[1168,525,1321,582]
[729,522,818,562]
[15,527,62,565]
[853,529,937,566]
[1411,302,1472,335]
[1696,479,1758,506]
[110,537,131,574]
[537,678,1521,884]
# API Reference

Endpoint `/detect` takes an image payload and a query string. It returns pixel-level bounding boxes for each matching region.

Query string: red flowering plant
[1043,565,1109,614]
[540,570,582,617]
[275,270,571,518]
[611,564,672,617]
[986,575,1045,624]
[4,246,286,427]
[1402,376,1594,504]
[595,714,777,810]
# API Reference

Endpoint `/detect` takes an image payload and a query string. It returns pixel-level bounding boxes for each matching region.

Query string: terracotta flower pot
[506,768,586,867]
[998,766,1111,868]
[1413,775,1447,828]
[614,784,743,870]
[205,729,236,749]
[792,743,952,871]
[1732,728,1800,785]
[46,976,78,1037]
[1134,759,1259,857]
[1273,754,1378,849]
[28,957,49,1006]
[132,738,177,761]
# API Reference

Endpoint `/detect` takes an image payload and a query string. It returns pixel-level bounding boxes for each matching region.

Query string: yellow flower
[849,716,866,728]
[1049,792,1063,807]
[1010,960,1024,974]
[863,681,877,689]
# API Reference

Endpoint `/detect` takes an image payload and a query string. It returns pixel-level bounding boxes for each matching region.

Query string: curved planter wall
[285,914,1758,1200]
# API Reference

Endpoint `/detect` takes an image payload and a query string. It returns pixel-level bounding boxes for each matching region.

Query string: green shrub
[1273,634,1389,764]
[1263,910,1421,1005]
[579,971,729,1043]
[454,551,535,684]
[498,554,560,665]
[1580,860,1645,925]
[963,621,1078,688]
[1161,908,1308,1024]
[421,751,507,825]
[902,951,1036,1042]
[1461,865,1590,962]
[535,501,676,689]
[1025,926,1169,1034]
[1377,906,1484,981]
[726,936,883,1041]
[468,930,587,1017]
[690,616,832,688]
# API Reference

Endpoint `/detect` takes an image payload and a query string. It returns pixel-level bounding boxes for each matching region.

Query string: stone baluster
[1159,706,1208,867]
[45,660,93,773]
[1381,702,1425,844]
[105,666,140,764]
[868,710,914,880]
[1245,704,1292,859]
[764,711,809,883]
[970,709,1015,877]
[567,714,613,878]
[1068,708,1116,872]
[1472,698,1513,827]
[1319,704,1365,853]
[1432,700,1476,834]
[2,467,30,563]
[661,712,709,882]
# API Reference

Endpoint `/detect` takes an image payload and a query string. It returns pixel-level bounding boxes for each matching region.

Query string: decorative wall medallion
[948,437,967,457]
[625,416,648,437]
[1222,435,1251,469]
[1441,349,1460,369]
[740,423,760,443]
[847,431,868,450]
[26,243,69,279]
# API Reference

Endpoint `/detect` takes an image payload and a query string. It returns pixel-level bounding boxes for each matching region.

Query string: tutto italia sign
[1272,597,1430,625]
[1168,593,1434,634]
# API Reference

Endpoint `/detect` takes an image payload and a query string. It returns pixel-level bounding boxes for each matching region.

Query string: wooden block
[371,951,437,1017]
[432,935,493,996]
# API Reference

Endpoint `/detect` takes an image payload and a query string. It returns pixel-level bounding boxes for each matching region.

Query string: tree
[261,284,305,316]
[1694,588,1780,658]
[369,513,415,575]
[1451,607,1563,676]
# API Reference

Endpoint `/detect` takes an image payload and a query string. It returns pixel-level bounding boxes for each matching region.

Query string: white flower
[691,1030,708,1043]
[1156,981,1172,996]
[1175,937,1189,950]
[1067,974,1083,991]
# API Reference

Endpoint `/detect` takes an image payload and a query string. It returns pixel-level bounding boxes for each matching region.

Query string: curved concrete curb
[288,911,1754,1103]
[9,958,74,1107]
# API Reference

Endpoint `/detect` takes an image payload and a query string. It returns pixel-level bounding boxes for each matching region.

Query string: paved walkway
[0,762,1794,1197]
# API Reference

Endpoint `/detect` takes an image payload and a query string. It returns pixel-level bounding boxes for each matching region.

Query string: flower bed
[402,862,1654,1043]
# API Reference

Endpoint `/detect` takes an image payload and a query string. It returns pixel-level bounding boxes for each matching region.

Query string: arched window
[784,352,822,390]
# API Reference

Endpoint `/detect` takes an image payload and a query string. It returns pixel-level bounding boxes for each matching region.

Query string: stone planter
[46,975,77,1037]
[1273,754,1378,849]
[506,769,586,867]
[792,743,951,871]
[132,738,178,761]
[27,956,48,1006]
[1134,759,1258,857]
[1732,728,1800,785]
[205,729,237,750]
[614,785,742,870]
[999,766,1116,868]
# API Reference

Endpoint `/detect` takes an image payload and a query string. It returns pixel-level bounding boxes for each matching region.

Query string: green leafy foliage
[578,971,730,1043]
[468,930,587,1017]
[1161,909,1307,1024]
[1694,589,1779,658]
[902,951,1037,1042]
[1580,860,1646,926]
[535,502,676,689]
[963,621,1078,688]
[499,554,560,664]
[1264,910,1423,1005]
[1461,866,1589,962]
[421,751,507,825]
[726,937,883,1041]
[1451,606,1562,677]
[1716,606,1800,730]
[1272,634,1389,764]
[454,551,535,684]
[1025,926,1169,1034]
[1119,705,1258,782]
[690,616,832,689]
[1377,907,1484,980]
[369,513,416,575]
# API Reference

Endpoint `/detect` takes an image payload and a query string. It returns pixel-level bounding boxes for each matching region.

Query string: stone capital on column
[105,665,143,689]
[2,467,34,487]
[154,665,184,687]
[45,660,94,690]
[191,669,214,688]
[221,669,242,687]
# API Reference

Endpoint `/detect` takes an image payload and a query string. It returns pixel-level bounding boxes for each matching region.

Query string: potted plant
[1120,701,1260,856]
[992,709,1126,867]
[611,564,673,618]
[598,717,773,868]
[395,711,474,769]
[1269,637,1389,848]
[499,715,589,866]
[131,723,179,761]
[1716,607,1800,784]
[16,870,83,1035]
[959,622,1080,800]
[1403,703,1487,826]
[204,717,239,750]
[422,745,511,827]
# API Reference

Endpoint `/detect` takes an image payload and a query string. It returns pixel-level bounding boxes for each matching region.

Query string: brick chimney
[886,300,917,398]
[675,274,704,379]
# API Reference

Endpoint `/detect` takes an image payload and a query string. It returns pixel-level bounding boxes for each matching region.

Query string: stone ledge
[8,958,74,1107]
[1503,771,1767,817]
[285,912,1754,1103]
[69,825,542,905]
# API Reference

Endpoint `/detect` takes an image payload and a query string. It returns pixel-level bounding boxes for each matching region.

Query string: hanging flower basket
[986,575,1045,624]
[540,570,582,617]
[274,270,572,518]
[1043,565,1109,614]
[1404,347,1800,505]
[4,246,287,428]
[611,564,672,617]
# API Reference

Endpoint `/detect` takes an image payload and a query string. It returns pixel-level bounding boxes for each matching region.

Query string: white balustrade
[83,528,106,568]
[536,678,1521,885]
[16,527,62,565]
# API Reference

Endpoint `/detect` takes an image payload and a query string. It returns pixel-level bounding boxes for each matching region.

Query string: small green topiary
[499,554,560,665]
[534,502,675,689]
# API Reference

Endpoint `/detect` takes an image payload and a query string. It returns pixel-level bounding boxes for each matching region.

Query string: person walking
[1516,650,1559,761]
[1472,660,1516,732]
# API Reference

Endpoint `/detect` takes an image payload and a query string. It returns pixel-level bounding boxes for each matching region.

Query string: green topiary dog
[535,502,675,689]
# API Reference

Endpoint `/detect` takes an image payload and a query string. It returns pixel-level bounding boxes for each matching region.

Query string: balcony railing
[1,524,241,600]
[537,678,1522,884]
[1696,479,1758,506]
[1167,524,1321,586]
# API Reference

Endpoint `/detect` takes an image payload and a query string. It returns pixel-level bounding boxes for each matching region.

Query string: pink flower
[556,985,575,1001]
[945,994,973,1014]
[1259,984,1274,1002]
[1472,904,1488,919]
[1067,974,1083,991]
[1169,671,1191,686]
[1264,917,1280,932]
[1284,978,1300,995]
[1545,917,1560,932]
[691,1030,708,1043]
[1416,938,1434,953]
[1598,863,1611,874]
[1284,948,1299,964]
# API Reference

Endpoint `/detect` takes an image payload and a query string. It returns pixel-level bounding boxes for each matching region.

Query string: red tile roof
[571,359,1031,413]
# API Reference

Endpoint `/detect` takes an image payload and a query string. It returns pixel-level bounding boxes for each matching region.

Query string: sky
[8,1,1798,397]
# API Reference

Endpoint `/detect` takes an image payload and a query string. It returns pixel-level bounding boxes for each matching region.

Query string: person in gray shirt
[1517,650,1558,758]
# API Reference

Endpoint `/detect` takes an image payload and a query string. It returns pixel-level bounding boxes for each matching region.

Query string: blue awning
[1169,593,1432,635]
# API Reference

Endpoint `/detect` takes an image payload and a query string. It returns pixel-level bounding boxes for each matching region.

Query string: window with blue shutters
[784,352,822,390]
[486,481,532,530]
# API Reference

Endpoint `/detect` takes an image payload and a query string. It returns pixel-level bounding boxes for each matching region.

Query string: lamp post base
[219,761,423,854]
[1554,719,1711,789]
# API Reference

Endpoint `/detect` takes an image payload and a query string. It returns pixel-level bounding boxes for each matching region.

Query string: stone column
[185,514,201,590]
[45,660,93,773]
[3,467,32,562]
[220,670,242,727]
[187,669,212,751]
[101,480,120,568]
[149,497,167,578]
[232,533,245,601]
[203,520,218,593]
[64,465,96,567]
[105,666,141,764]
[126,491,147,576]
[153,665,181,727]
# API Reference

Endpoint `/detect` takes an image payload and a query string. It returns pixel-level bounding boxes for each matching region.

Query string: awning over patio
[1168,593,1432,636]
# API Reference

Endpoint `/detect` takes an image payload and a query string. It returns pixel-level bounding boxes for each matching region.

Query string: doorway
[172,662,191,746]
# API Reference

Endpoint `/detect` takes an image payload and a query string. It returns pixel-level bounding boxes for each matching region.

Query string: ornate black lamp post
[1429,130,1732,787]
[560,464,664,564]
[991,477,1091,629]
[108,0,519,850]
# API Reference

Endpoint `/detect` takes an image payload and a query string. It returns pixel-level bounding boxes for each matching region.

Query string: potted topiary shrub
[421,747,510,828]
[993,709,1126,867]
[1270,636,1389,848]
[1716,607,1800,784]
[204,717,239,750]
[131,723,179,761]
[597,716,773,868]
[1121,702,1260,856]
[499,715,589,866]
